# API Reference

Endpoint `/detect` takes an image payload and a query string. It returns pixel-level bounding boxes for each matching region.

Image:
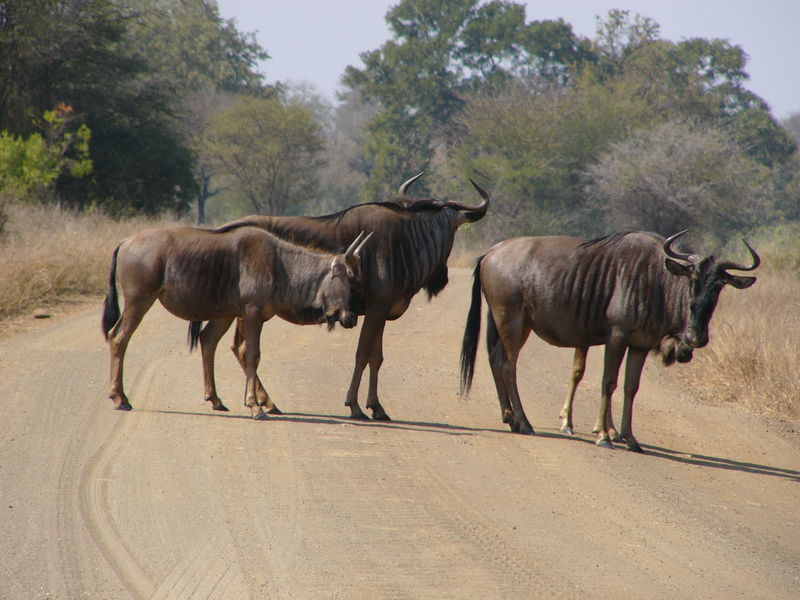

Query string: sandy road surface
[1,268,798,599]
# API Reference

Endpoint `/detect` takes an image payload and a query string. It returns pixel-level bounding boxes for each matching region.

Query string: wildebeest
[460,230,759,451]
[194,174,489,420]
[102,225,372,419]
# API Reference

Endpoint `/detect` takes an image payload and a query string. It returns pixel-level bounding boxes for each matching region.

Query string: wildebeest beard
[326,314,338,331]
[294,306,340,330]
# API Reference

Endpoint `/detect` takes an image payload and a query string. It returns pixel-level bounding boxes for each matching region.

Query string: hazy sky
[215,1,799,119]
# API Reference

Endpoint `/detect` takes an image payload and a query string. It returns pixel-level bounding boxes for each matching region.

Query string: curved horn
[344,231,366,261]
[399,172,424,197]
[663,230,692,262]
[718,239,761,272]
[353,231,373,258]
[447,178,490,222]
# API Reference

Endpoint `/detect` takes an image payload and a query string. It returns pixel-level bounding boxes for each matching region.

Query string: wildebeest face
[321,256,364,329]
[662,231,758,354]
[318,231,372,330]
[665,255,756,350]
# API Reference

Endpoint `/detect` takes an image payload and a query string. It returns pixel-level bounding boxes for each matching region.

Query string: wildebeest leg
[199,317,234,411]
[490,310,534,435]
[486,311,513,426]
[232,318,281,414]
[365,318,390,421]
[107,296,157,410]
[560,347,588,435]
[488,342,513,426]
[344,306,388,420]
[242,311,268,420]
[619,347,647,453]
[595,341,626,448]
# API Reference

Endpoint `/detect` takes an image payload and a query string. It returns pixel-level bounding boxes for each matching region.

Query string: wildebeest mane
[211,221,262,234]
[308,197,451,225]
[578,231,637,249]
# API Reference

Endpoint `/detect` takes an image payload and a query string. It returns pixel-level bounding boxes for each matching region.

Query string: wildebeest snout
[675,342,694,363]
[338,310,358,329]
[684,330,709,349]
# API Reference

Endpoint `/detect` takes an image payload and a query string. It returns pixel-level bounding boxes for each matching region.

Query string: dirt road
[1,268,798,599]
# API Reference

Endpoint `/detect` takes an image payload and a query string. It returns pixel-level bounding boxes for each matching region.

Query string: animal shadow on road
[641,444,800,482]
[151,406,520,438]
[148,408,797,481]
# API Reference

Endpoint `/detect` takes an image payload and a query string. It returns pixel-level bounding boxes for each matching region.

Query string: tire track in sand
[79,361,160,598]
[80,353,250,599]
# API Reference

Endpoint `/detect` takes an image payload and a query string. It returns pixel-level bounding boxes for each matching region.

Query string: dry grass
[680,269,800,419]
[0,203,174,321]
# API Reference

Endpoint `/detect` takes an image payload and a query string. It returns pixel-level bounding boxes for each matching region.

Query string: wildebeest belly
[526,298,609,348]
[158,250,243,320]
[157,290,242,321]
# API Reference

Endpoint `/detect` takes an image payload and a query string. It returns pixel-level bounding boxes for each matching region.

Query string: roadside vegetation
[0,0,798,418]
[0,202,168,321]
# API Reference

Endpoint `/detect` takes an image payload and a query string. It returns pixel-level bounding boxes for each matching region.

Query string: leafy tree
[343,0,590,201]
[593,13,796,167]
[0,0,271,215]
[203,96,325,215]
[436,8,796,239]
[783,112,800,143]
[591,8,660,77]
[125,0,268,96]
[441,72,651,236]
[0,104,92,202]
[122,0,273,218]
[0,0,195,213]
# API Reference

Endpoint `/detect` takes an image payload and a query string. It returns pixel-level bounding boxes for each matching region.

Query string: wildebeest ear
[664,258,692,277]
[727,275,756,289]
[330,259,346,275]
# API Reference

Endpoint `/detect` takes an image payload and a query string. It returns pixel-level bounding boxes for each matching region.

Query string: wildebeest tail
[101,245,121,340]
[188,321,203,351]
[460,256,484,396]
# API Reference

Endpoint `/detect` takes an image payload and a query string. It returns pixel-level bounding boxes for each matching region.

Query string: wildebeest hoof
[370,407,391,421]
[595,439,614,449]
[349,410,370,421]
[251,410,269,421]
[265,405,283,415]
[560,424,574,435]
[206,396,228,411]
[114,403,132,411]
[626,440,644,453]
[517,422,535,435]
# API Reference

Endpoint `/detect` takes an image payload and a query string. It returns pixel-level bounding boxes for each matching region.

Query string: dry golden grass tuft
[681,269,800,419]
[0,203,173,321]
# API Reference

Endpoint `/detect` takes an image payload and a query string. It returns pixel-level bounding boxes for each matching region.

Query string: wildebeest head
[396,172,490,226]
[317,231,373,330]
[661,230,759,363]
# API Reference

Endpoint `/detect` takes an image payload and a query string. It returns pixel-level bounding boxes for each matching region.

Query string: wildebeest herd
[102,174,759,452]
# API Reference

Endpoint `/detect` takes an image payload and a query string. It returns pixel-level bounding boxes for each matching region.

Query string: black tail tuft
[459,256,484,396]
[188,321,203,351]
[101,245,121,340]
